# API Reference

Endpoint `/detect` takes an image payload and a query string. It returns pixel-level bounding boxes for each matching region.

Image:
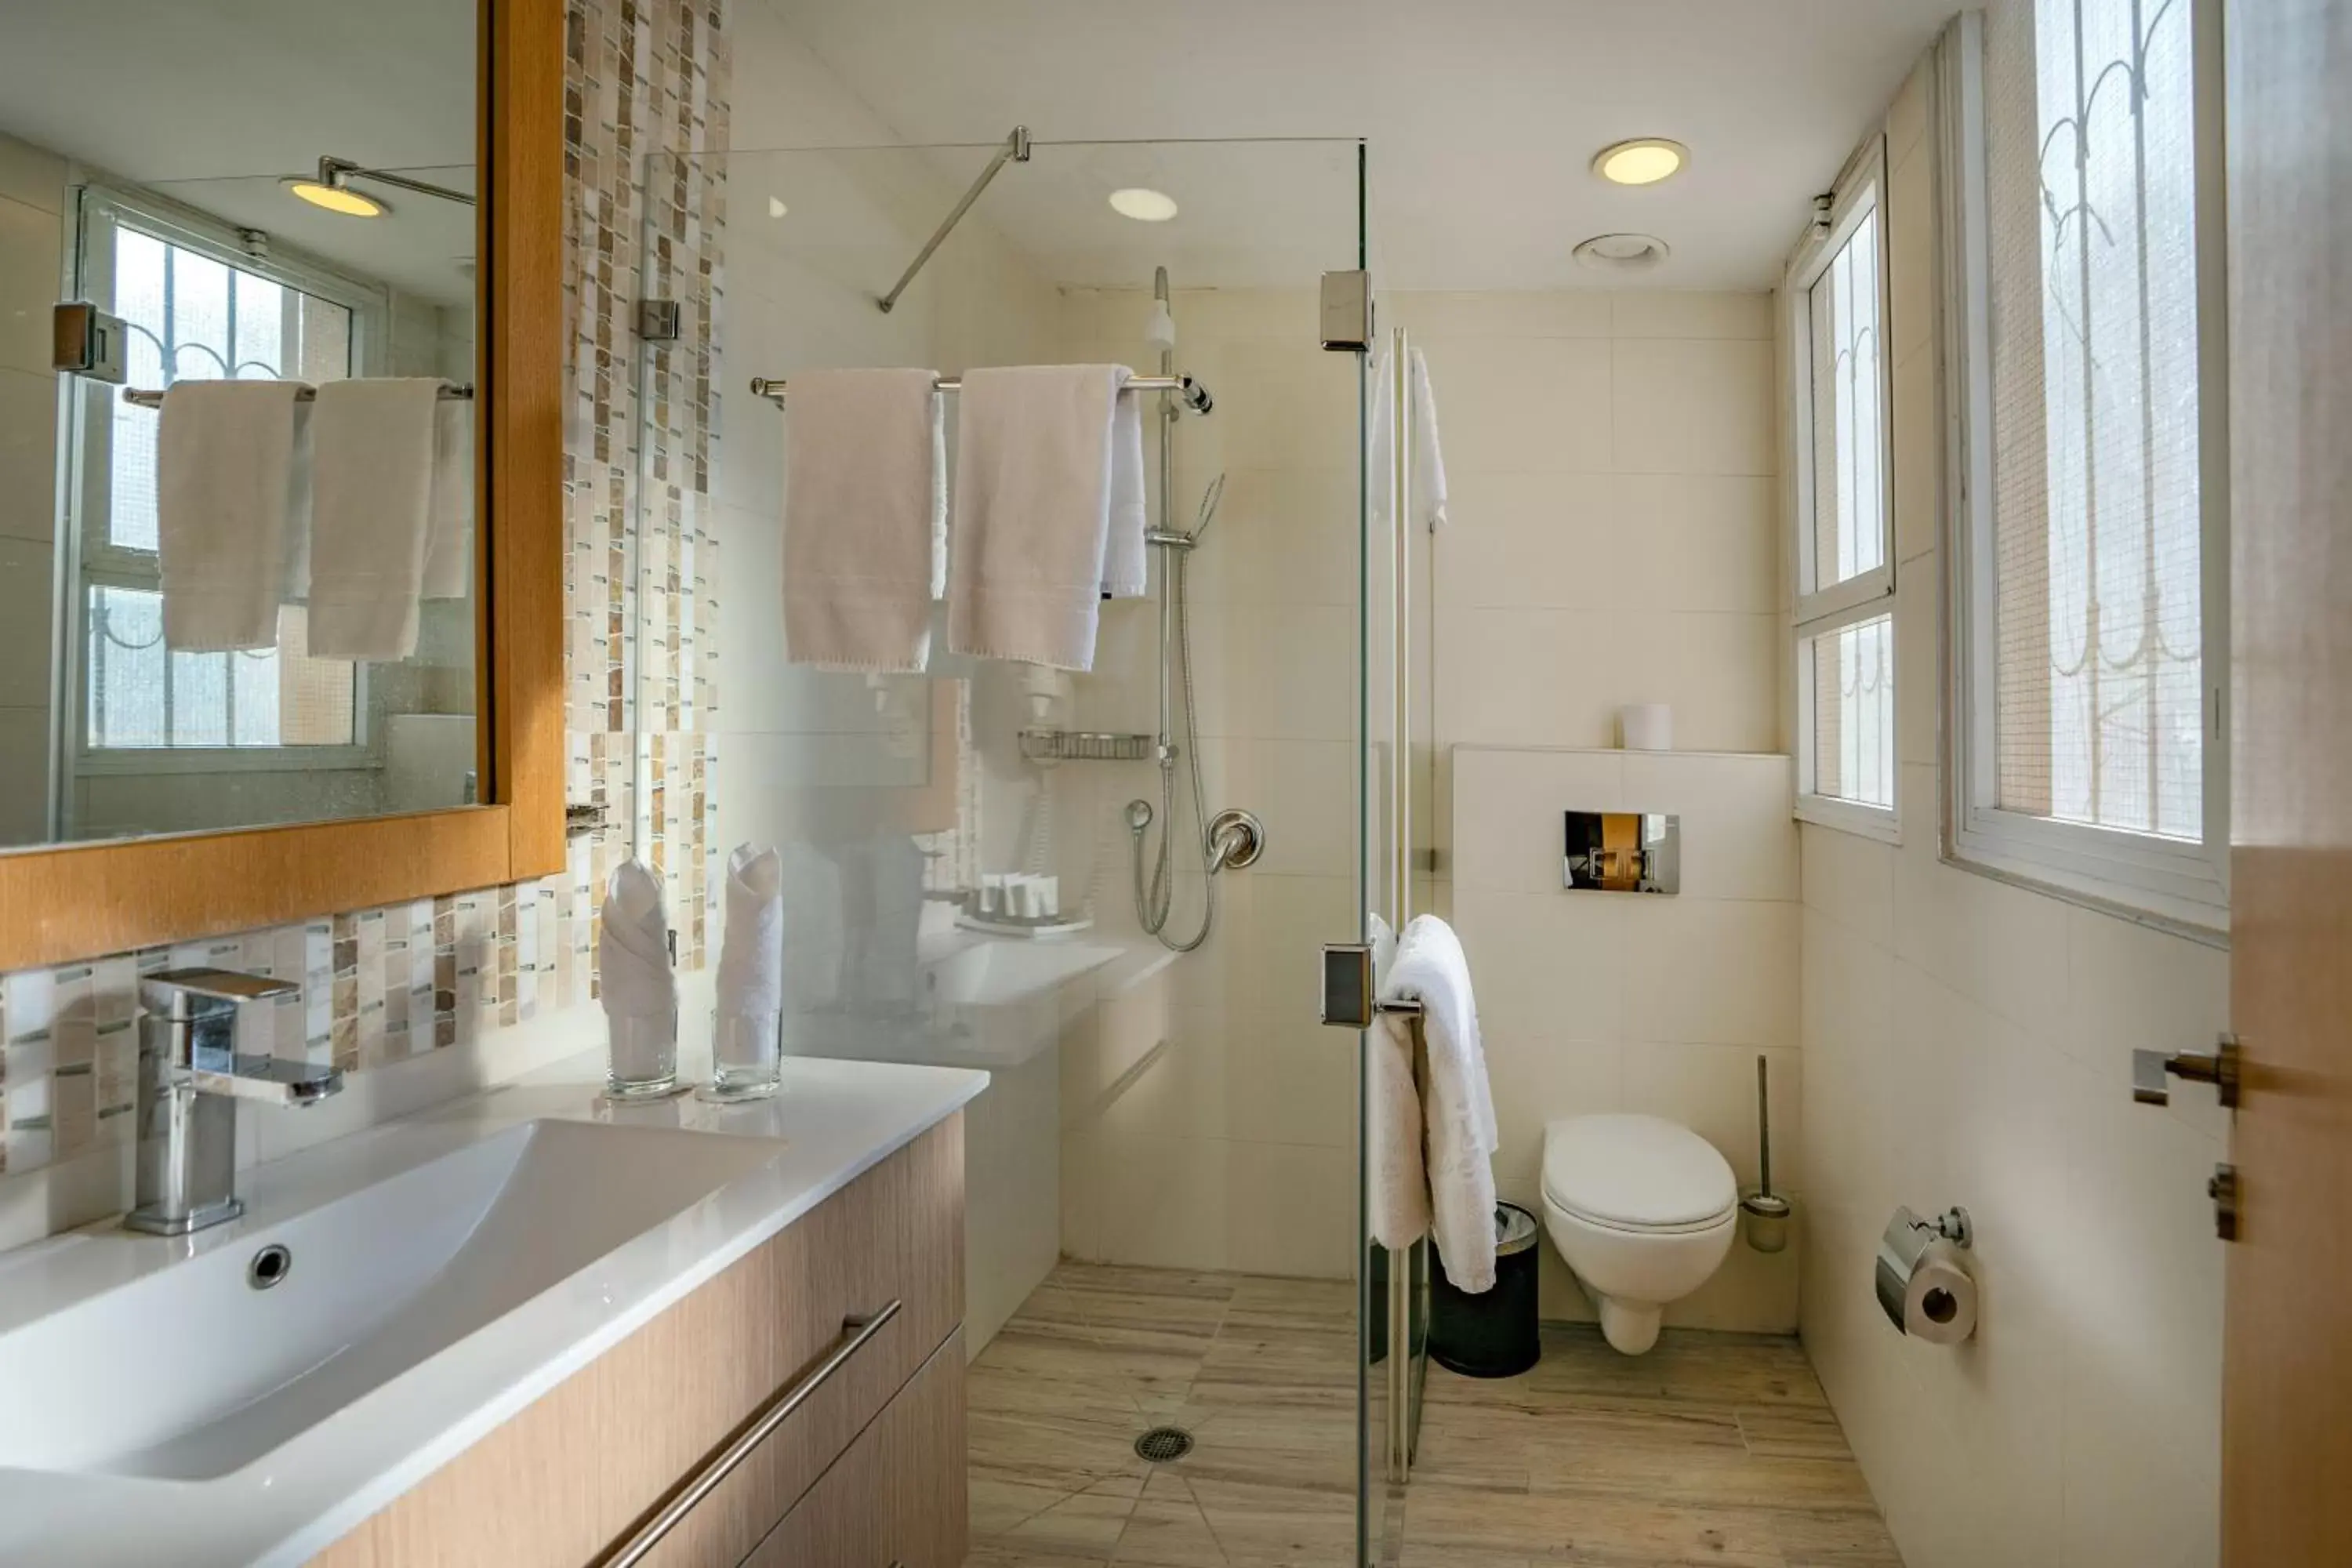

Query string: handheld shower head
[1189,472,1227,545]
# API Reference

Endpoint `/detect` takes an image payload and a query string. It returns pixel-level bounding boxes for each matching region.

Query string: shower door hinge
[636,298,681,341]
[52,303,127,383]
[1319,270,1371,352]
[1319,944,1374,1029]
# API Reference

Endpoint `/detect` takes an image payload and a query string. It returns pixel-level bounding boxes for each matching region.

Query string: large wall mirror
[0,0,564,967]
[2,2,480,848]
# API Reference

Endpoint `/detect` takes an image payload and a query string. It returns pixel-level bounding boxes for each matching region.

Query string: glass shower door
[641,132,1377,1565]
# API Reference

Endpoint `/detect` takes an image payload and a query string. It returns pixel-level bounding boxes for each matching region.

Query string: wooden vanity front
[313,1116,967,1567]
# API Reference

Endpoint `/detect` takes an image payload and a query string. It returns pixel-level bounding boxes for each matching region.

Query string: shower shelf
[1019,729,1158,764]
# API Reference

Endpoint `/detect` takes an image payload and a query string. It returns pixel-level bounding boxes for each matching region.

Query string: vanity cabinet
[313,1116,967,1567]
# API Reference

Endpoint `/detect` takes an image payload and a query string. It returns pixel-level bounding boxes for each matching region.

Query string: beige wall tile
[1610,290,1774,342]
[1414,334,1615,475]
[0,366,56,544]
[0,194,64,378]
[1611,336,1777,478]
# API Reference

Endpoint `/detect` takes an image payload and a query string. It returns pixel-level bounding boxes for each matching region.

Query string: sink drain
[247,1243,292,1290]
[1134,1425,1194,1464]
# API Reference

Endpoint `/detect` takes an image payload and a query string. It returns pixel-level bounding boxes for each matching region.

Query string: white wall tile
[1619,473,1781,615]
[1621,1040,1800,1189]
[1610,337,1776,477]
[1246,738,1357,878]
[1892,347,1940,565]
[1451,746,1624,894]
[1437,470,1622,609]
[1389,290,1612,341]
[0,366,56,544]
[1610,291,1773,342]
[1621,750,1797,901]
[1436,606,1621,748]
[1622,896,1799,1047]
[1451,888,1628,1047]
[1414,335,1615,475]
[1887,138,1939,365]
[1225,1140,1355,1278]
[1614,610,1782,753]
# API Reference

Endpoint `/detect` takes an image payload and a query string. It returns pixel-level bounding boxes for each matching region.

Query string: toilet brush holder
[1741,1053,1792,1252]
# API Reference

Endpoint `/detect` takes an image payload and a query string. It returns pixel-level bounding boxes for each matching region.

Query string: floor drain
[1134,1425,1194,1464]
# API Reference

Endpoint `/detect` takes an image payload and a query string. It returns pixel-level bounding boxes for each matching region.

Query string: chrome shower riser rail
[750,373,1212,414]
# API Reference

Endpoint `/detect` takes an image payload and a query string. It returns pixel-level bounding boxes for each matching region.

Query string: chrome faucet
[123,968,343,1236]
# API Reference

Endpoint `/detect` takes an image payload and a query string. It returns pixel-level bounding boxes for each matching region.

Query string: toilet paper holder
[1875,1205,1977,1344]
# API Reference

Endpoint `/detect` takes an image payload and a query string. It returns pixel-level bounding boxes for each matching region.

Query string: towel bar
[750,372,1213,415]
[120,381,474,409]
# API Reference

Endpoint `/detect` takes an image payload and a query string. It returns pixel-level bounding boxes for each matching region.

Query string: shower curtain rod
[750,372,1214,415]
[876,124,1030,314]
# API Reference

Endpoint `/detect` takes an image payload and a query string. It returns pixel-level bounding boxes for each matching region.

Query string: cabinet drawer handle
[603,1299,903,1566]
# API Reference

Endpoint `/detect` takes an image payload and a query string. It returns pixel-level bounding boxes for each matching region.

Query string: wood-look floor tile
[1109,1470,1229,1566]
[1403,1481,1793,1566]
[968,1265,1900,1568]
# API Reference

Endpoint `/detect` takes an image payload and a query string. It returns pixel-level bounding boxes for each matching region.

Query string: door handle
[2131,1034,2241,1109]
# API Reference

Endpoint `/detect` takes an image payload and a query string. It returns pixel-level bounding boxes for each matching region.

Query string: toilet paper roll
[1875,1235,1977,1344]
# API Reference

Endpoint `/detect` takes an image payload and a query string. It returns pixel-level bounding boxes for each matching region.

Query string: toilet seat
[1542,1113,1737,1234]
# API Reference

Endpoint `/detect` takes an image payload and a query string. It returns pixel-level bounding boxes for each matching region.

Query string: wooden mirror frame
[0,0,565,971]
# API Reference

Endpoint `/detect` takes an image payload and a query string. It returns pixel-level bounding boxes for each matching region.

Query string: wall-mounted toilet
[1540,1112,1739,1355]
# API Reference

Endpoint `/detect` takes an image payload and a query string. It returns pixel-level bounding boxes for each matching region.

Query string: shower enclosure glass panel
[636,136,1374,1563]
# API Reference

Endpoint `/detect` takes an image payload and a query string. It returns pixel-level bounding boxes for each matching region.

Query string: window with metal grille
[1945,0,2227,929]
[1789,137,1898,836]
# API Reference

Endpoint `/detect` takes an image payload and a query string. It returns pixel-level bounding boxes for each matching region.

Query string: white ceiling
[0,0,476,303]
[763,0,1956,292]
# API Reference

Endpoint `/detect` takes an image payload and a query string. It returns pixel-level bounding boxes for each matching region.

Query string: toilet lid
[1543,1113,1737,1231]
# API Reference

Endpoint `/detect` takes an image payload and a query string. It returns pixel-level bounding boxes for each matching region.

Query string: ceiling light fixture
[1573,232,1671,274]
[281,155,477,220]
[768,196,789,219]
[1109,187,1178,223]
[1592,139,1689,187]
[284,179,386,218]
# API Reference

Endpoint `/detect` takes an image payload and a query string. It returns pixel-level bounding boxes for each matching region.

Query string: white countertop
[0,1047,987,1566]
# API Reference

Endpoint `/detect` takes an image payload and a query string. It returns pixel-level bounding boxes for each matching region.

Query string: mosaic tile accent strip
[0,0,729,1203]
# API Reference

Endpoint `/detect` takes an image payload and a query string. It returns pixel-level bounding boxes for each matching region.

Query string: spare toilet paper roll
[1620,702,1672,751]
[1875,1234,1977,1344]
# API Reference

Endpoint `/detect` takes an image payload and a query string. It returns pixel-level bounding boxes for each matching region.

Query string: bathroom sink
[922,939,1122,1007]
[0,1118,780,1483]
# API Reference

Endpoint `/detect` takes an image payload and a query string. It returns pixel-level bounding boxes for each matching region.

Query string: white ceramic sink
[0,1118,779,1483]
[922,940,1122,1007]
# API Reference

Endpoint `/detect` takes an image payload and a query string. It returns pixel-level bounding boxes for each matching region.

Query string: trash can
[1428,1202,1541,1377]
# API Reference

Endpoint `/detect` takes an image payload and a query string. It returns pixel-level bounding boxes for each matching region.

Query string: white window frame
[1788,134,1900,843]
[60,182,387,788]
[1937,5,2230,937]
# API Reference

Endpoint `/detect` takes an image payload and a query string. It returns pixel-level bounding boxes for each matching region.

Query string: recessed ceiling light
[1109,187,1178,223]
[1573,232,1671,273]
[282,178,385,218]
[768,196,788,219]
[1592,139,1689,187]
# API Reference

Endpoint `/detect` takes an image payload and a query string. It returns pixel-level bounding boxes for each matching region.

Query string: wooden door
[2220,2,2352,1563]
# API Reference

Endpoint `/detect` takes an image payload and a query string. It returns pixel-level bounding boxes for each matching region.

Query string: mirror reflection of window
[78,210,375,757]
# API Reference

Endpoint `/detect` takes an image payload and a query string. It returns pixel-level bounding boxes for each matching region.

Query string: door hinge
[2208,1163,2239,1242]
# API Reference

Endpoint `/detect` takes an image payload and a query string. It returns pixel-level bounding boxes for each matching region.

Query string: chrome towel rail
[120,381,474,410]
[749,372,1212,416]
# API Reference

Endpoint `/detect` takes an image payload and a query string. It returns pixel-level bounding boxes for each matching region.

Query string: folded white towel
[781,840,845,1012]
[307,378,441,660]
[782,368,944,672]
[946,365,1131,670]
[421,400,474,601]
[1369,347,1450,533]
[156,379,306,651]
[1383,914,1500,1292]
[1101,382,1148,597]
[597,859,677,1018]
[717,843,784,1019]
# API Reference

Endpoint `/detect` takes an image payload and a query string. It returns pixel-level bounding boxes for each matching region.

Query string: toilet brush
[1740,1054,1792,1253]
